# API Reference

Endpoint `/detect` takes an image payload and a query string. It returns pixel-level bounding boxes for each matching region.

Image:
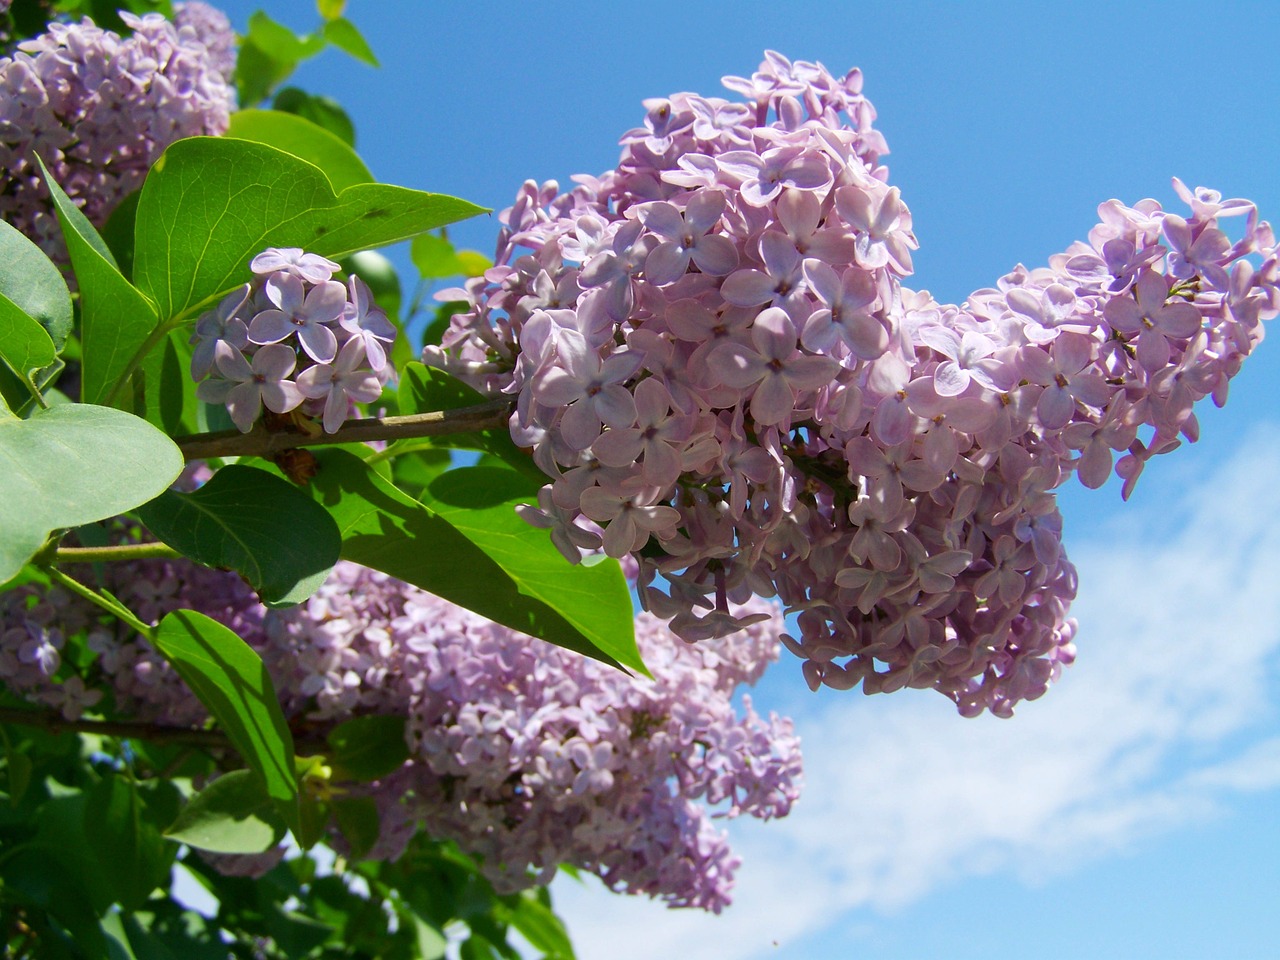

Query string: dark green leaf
[326,714,409,781]
[332,796,379,859]
[227,109,373,192]
[133,137,486,322]
[0,402,184,582]
[294,449,637,670]
[138,464,342,607]
[421,466,643,675]
[154,611,299,826]
[86,775,171,909]
[163,769,284,854]
[272,85,356,146]
[0,218,73,350]
[322,16,378,66]
[102,189,142,280]
[35,155,161,407]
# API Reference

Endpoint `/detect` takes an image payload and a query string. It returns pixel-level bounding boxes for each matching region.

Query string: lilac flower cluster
[0,558,800,911]
[0,8,233,256]
[192,248,395,433]
[427,52,1280,718]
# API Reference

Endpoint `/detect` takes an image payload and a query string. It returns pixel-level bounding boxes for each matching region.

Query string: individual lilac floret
[428,50,1280,718]
[0,10,232,258]
[191,247,396,434]
[0,556,802,913]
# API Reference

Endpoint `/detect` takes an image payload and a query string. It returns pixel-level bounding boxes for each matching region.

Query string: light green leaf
[0,403,184,582]
[322,17,378,66]
[246,10,326,64]
[0,218,72,350]
[133,137,486,322]
[35,155,160,407]
[163,769,284,854]
[138,464,341,607]
[317,0,345,20]
[410,914,448,960]
[292,449,637,669]
[421,466,644,676]
[154,611,299,829]
[226,109,373,192]
[326,714,409,781]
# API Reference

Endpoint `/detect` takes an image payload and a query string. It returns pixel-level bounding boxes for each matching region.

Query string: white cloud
[553,425,1280,959]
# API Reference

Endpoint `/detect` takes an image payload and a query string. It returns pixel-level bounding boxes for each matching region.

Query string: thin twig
[173,400,512,462]
[54,542,181,564]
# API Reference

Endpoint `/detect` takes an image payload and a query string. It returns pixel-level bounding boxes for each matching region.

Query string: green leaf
[420,466,644,675]
[35,155,161,407]
[326,714,409,782]
[226,109,373,192]
[317,0,345,20]
[292,448,639,671]
[154,611,299,828]
[101,189,142,281]
[0,292,57,406]
[133,137,487,322]
[332,796,379,860]
[322,16,378,66]
[0,402,184,583]
[410,914,449,960]
[138,464,342,607]
[503,892,576,959]
[398,362,545,490]
[272,86,356,146]
[85,776,171,910]
[246,10,327,64]
[235,36,295,107]
[163,769,284,854]
[0,218,73,351]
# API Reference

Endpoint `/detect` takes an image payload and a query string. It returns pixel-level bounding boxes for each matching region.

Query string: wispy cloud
[553,426,1280,959]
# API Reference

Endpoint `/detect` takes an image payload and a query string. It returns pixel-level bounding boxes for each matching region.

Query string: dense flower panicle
[191,248,394,433]
[0,9,233,256]
[0,559,800,911]
[427,52,1280,718]
[172,2,237,82]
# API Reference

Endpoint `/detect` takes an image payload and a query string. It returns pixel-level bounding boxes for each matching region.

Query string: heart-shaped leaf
[138,464,342,607]
[0,403,184,582]
[133,137,487,322]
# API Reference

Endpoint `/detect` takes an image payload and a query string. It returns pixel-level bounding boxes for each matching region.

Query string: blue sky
[215,2,1280,956]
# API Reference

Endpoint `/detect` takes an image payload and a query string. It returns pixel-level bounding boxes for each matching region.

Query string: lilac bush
[0,5,233,256]
[192,248,394,433]
[0,555,799,911]
[428,51,1280,718]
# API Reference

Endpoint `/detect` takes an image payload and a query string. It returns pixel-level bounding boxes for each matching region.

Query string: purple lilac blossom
[190,248,395,433]
[427,51,1280,718]
[0,9,233,258]
[0,556,801,912]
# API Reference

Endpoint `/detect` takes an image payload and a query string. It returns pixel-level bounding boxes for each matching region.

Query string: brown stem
[173,400,512,462]
[0,706,228,748]
[0,706,331,756]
